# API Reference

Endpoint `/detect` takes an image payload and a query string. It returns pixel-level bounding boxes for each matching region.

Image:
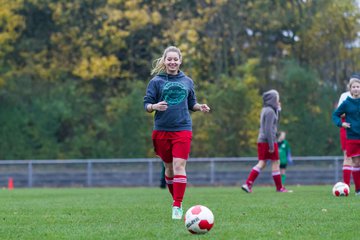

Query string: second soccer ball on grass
[332,182,350,197]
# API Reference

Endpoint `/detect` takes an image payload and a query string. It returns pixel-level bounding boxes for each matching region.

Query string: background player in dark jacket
[333,77,360,195]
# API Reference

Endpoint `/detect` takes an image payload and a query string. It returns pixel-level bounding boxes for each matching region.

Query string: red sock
[352,167,360,192]
[173,175,187,207]
[246,167,260,186]
[272,171,282,190]
[165,175,173,197]
[343,165,352,187]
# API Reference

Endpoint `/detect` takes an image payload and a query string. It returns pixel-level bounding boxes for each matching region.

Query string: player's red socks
[173,175,187,207]
[246,166,261,186]
[352,167,360,192]
[272,171,282,190]
[342,165,352,187]
[165,175,174,197]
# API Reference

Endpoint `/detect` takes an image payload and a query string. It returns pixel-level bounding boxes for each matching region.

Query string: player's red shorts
[152,130,192,163]
[340,118,347,151]
[257,142,279,161]
[340,128,347,151]
[346,139,360,158]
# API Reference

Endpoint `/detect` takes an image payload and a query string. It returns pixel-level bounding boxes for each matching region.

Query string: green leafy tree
[0,0,358,159]
[278,61,339,156]
[192,59,261,157]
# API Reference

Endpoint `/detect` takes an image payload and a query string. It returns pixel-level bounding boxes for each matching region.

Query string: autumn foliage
[0,0,359,159]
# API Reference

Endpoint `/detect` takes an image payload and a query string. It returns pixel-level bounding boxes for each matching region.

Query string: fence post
[334,157,339,183]
[87,161,93,187]
[149,160,153,187]
[210,159,215,185]
[28,161,33,188]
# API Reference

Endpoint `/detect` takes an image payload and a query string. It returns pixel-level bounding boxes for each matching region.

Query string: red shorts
[340,118,347,151]
[152,130,192,163]
[340,128,347,151]
[346,140,360,158]
[257,142,279,161]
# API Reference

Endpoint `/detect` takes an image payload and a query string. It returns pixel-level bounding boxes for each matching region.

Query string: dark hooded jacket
[257,90,279,151]
[143,71,197,131]
[333,97,360,140]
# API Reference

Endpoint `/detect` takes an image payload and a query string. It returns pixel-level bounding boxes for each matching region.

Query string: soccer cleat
[355,190,360,196]
[277,187,293,193]
[172,206,183,220]
[241,184,252,193]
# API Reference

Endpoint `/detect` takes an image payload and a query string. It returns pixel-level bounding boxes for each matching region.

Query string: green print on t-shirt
[162,82,187,105]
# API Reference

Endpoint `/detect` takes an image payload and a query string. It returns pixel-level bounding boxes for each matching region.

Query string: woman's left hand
[198,104,210,112]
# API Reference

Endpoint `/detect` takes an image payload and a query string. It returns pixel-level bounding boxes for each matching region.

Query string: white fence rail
[0,156,344,188]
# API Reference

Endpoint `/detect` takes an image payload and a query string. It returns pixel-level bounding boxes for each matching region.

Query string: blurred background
[0,0,359,161]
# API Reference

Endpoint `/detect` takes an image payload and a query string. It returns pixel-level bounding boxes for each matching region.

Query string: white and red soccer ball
[332,182,350,197]
[184,205,214,234]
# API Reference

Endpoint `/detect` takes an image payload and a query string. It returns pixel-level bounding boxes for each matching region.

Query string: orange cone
[8,177,14,190]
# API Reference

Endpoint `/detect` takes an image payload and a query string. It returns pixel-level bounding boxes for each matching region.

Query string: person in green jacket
[277,131,292,185]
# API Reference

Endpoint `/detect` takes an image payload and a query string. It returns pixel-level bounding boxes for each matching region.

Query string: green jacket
[278,140,291,165]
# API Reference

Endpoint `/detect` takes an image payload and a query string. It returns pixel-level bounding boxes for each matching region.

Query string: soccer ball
[184,205,214,234]
[332,182,350,197]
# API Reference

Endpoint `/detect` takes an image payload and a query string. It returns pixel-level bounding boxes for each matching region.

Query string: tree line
[0,0,359,159]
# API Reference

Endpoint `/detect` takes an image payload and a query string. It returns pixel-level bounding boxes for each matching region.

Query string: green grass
[0,186,357,240]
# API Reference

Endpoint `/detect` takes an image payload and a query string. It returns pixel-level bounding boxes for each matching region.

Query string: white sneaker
[277,187,293,193]
[172,207,183,220]
[241,184,252,193]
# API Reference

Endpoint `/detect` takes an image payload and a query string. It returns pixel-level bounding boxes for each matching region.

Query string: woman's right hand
[153,101,168,111]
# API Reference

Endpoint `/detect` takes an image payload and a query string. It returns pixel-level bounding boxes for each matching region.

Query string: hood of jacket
[157,71,185,80]
[262,89,279,110]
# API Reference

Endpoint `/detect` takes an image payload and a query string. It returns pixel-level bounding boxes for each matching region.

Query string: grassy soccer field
[0,186,357,240]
